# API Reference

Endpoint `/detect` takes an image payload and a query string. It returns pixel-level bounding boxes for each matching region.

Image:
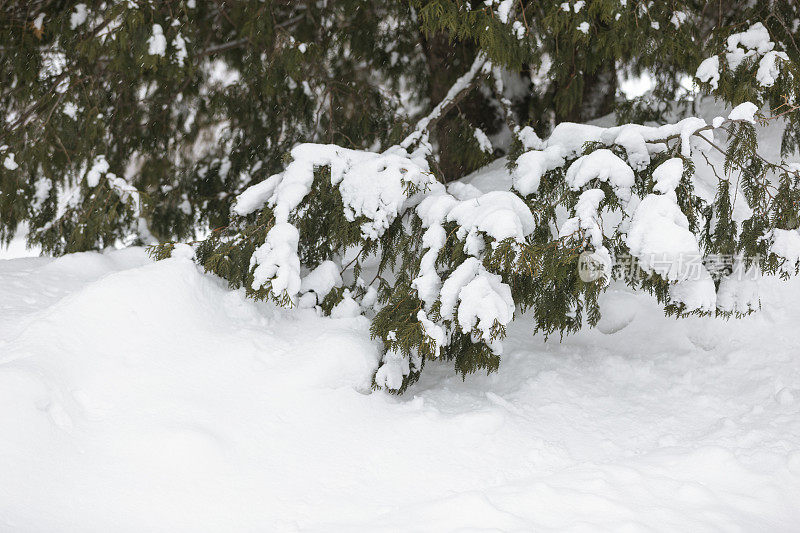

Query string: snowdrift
[2,245,800,531]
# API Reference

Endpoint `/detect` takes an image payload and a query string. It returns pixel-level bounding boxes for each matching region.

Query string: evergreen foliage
[5,1,800,391]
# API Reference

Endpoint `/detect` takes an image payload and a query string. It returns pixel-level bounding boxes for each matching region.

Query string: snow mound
[512,147,564,195]
[4,244,800,530]
[626,193,703,282]
[565,149,635,198]
[445,190,535,244]
[696,55,720,89]
[729,101,759,123]
[1,251,386,528]
[595,289,638,333]
[653,157,684,194]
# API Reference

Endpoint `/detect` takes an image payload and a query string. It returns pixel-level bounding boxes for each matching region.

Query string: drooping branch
[652,114,800,178]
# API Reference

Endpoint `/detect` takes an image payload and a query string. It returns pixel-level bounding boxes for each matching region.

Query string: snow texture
[669,267,717,313]
[653,157,684,194]
[626,193,703,283]
[445,191,535,245]
[493,0,515,24]
[173,33,188,67]
[414,186,534,259]
[237,144,434,239]
[82,155,141,214]
[232,174,280,216]
[438,257,514,354]
[559,189,605,247]
[70,4,87,29]
[695,55,720,89]
[439,257,482,321]
[540,118,710,174]
[62,101,78,119]
[3,247,800,530]
[412,223,446,308]
[545,122,604,157]
[728,102,759,124]
[373,348,410,390]
[717,268,759,314]
[757,50,789,87]
[300,260,342,301]
[456,268,514,353]
[85,155,110,187]
[670,11,687,29]
[415,191,460,227]
[512,146,564,196]
[559,189,613,283]
[330,290,361,318]
[473,127,493,153]
[241,144,436,299]
[3,152,18,170]
[417,309,446,356]
[725,22,775,71]
[250,222,301,299]
[32,177,52,210]
[727,22,774,55]
[515,126,543,151]
[147,24,167,57]
[565,149,635,199]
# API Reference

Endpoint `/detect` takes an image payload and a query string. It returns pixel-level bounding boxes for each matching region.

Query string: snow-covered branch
[400,53,489,150]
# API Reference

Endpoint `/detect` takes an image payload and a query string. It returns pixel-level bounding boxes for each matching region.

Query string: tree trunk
[420,32,498,182]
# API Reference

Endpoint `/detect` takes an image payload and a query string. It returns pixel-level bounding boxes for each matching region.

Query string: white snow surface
[493,0,514,23]
[250,222,301,297]
[695,55,720,89]
[473,127,493,153]
[445,190,535,243]
[6,100,800,530]
[559,189,604,242]
[723,22,779,73]
[3,248,800,530]
[513,146,564,196]
[565,148,635,198]
[147,24,167,57]
[668,267,718,313]
[727,22,774,55]
[626,193,703,283]
[729,102,759,124]
[69,4,88,29]
[413,223,447,308]
[2,153,18,170]
[173,33,188,67]
[300,260,342,301]
[652,157,684,194]
[757,50,789,87]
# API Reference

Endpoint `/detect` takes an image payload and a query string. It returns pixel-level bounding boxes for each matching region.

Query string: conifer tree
[5,1,800,391]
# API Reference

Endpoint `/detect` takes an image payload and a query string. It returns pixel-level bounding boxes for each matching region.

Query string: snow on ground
[2,247,800,531]
[0,232,41,260]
